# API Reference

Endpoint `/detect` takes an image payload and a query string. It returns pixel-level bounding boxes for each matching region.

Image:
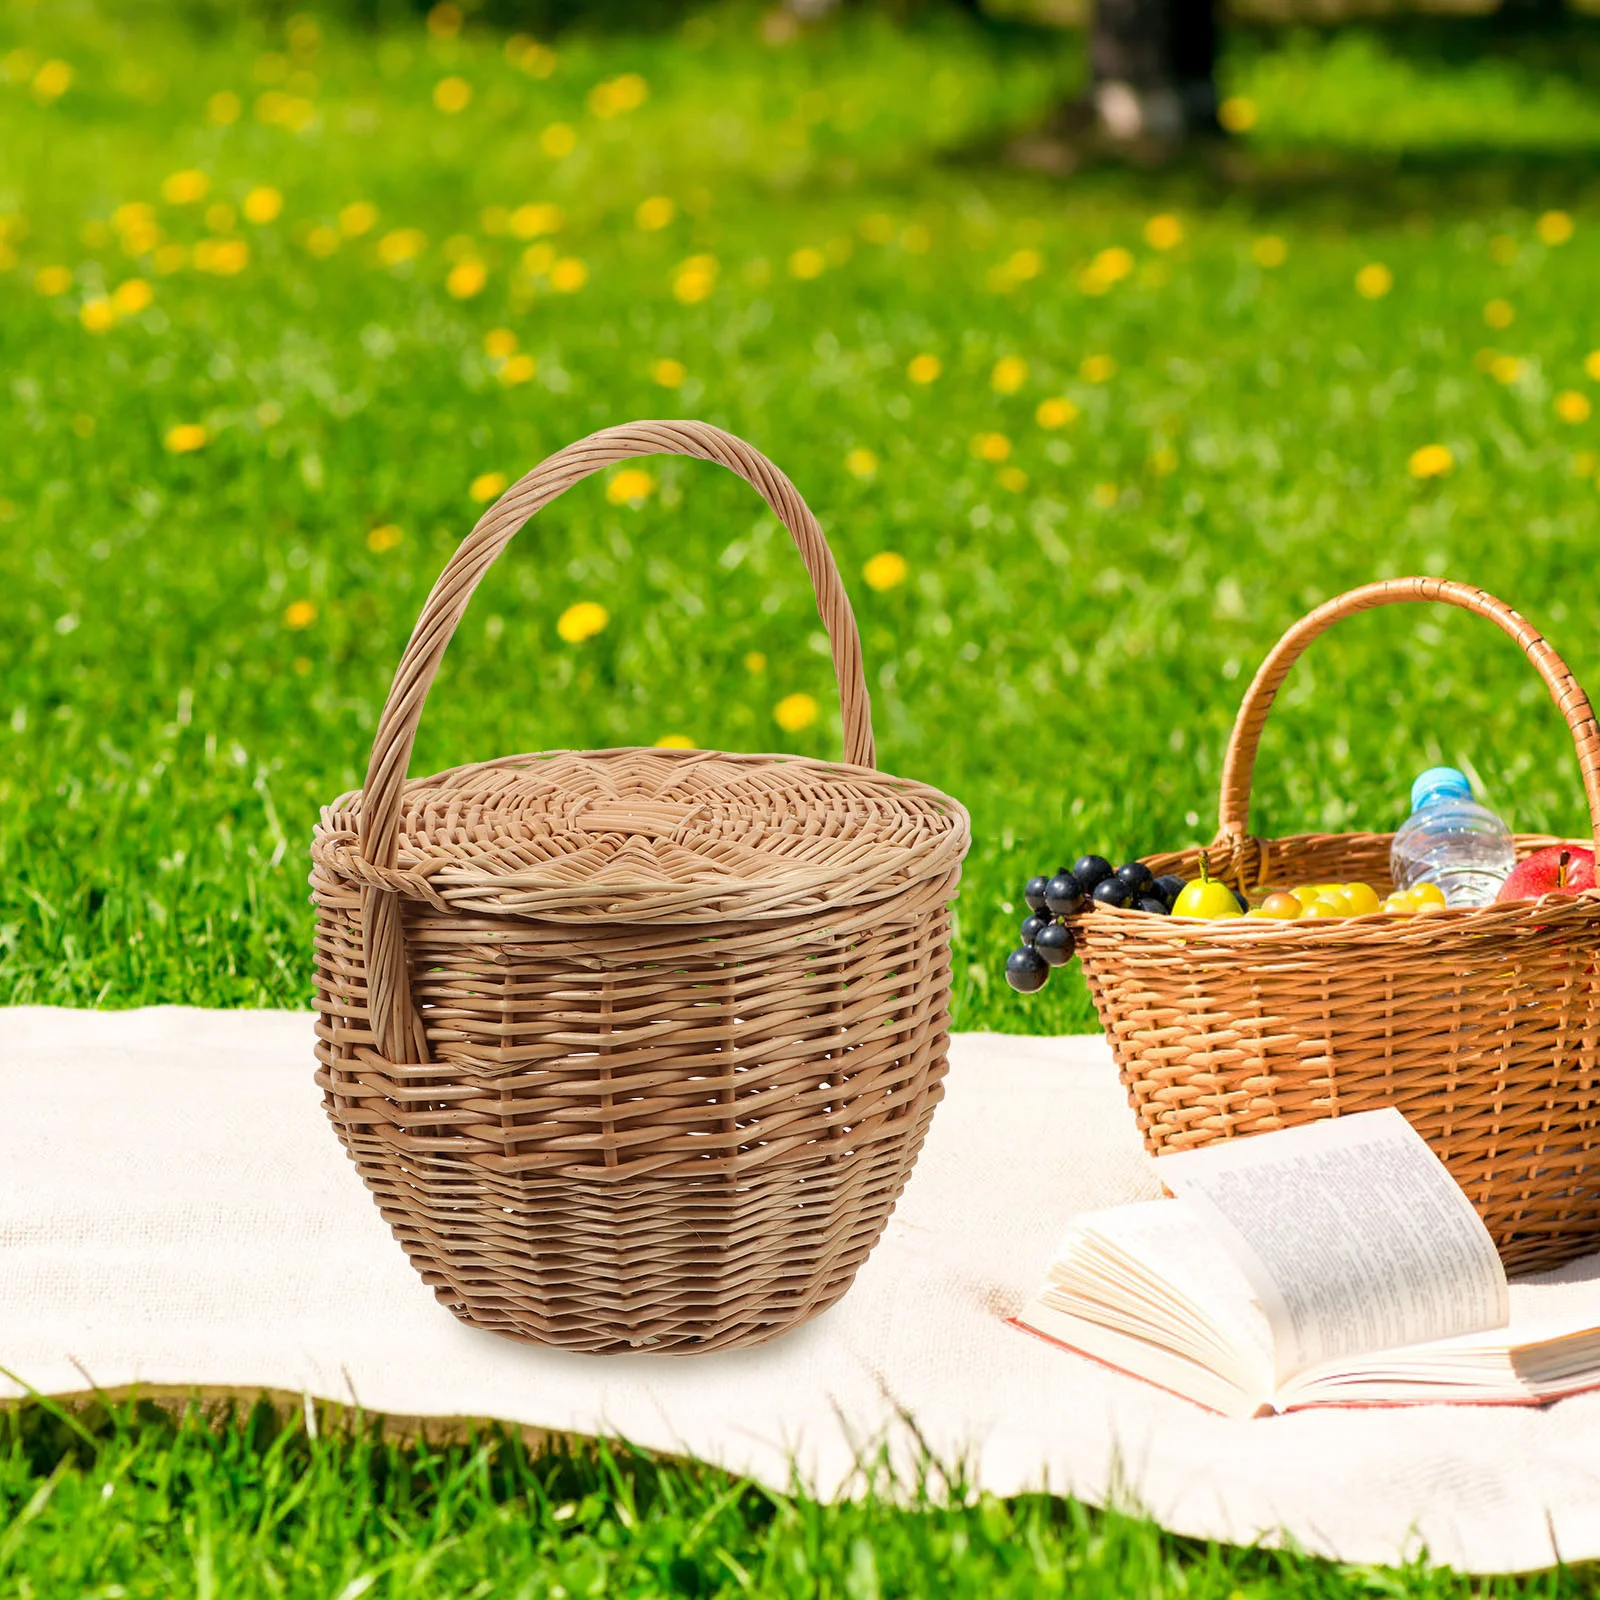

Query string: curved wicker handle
[1218,577,1600,853]
[357,419,873,1063]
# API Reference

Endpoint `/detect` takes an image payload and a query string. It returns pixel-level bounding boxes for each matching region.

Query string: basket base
[323,1092,942,1354]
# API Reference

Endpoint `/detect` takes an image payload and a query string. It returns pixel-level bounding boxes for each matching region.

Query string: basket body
[312,422,968,1352]
[1079,832,1600,1273]
[311,750,963,1352]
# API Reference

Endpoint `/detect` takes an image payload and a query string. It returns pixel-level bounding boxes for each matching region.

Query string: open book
[1014,1108,1600,1417]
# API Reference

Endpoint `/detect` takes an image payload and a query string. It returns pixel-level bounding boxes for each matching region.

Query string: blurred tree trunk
[1090,0,1218,142]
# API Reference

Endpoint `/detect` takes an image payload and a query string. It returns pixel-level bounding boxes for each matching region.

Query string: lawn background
[5,1,1600,1590]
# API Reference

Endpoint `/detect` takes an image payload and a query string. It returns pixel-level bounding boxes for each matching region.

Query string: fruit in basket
[1258,891,1304,920]
[1092,875,1135,909]
[1342,882,1382,915]
[1072,855,1115,892]
[1035,920,1076,965]
[1171,861,1244,919]
[1115,860,1155,894]
[1024,875,1051,914]
[1020,912,1050,946]
[1382,882,1449,915]
[1044,871,1086,917]
[1136,895,1171,915]
[1005,945,1050,993]
[1496,846,1597,903]
[1302,898,1344,919]
[1153,873,1188,908]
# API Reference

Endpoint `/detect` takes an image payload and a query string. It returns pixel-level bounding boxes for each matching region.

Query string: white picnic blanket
[3,1006,1598,1574]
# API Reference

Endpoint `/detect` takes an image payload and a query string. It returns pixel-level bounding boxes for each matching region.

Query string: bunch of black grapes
[1004,855,1188,994]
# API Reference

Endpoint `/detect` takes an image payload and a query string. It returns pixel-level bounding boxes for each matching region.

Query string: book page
[1157,1109,1508,1383]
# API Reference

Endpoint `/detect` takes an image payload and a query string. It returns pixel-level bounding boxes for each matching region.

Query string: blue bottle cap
[1411,766,1473,811]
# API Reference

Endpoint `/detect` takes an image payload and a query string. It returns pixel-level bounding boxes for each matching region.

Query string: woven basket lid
[314,745,967,924]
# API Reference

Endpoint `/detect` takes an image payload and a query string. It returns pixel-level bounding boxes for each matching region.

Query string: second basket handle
[1217,576,1600,853]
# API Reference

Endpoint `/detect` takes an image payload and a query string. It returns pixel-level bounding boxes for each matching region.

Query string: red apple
[1496,845,1597,903]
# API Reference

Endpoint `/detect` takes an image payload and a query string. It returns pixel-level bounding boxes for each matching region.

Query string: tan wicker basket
[1071,577,1600,1273]
[310,420,969,1353]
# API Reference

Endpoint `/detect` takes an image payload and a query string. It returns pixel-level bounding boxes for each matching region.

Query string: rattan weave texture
[310,421,969,1352]
[1071,578,1600,1272]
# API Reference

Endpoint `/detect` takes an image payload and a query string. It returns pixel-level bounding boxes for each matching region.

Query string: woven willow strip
[1072,578,1600,1273]
[311,421,969,1353]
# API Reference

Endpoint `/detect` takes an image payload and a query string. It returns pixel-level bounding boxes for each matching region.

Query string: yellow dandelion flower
[208,90,242,124]
[1092,482,1119,508]
[1080,354,1116,383]
[340,201,378,237]
[635,195,676,231]
[651,357,685,387]
[1538,210,1574,247]
[548,256,587,292]
[165,423,209,454]
[744,651,767,674]
[774,692,818,733]
[540,122,577,157]
[33,59,72,100]
[1586,351,1600,382]
[557,600,609,643]
[470,471,508,502]
[1150,445,1179,475]
[35,265,72,296]
[606,468,654,505]
[655,733,694,749]
[427,1,462,37]
[1484,299,1514,330]
[283,599,317,629]
[510,202,563,239]
[1355,262,1393,299]
[999,466,1029,493]
[788,247,826,280]
[1036,397,1079,429]
[863,552,907,591]
[195,238,249,275]
[992,356,1029,395]
[521,242,556,275]
[508,36,557,77]
[672,254,718,304]
[305,226,340,258]
[499,354,537,385]
[377,228,427,265]
[1408,443,1454,479]
[1556,390,1592,424]
[447,258,488,298]
[588,72,648,117]
[79,297,115,333]
[1144,214,1183,251]
[971,432,1011,463]
[1079,246,1134,295]
[243,186,282,225]
[162,169,209,205]
[111,201,154,232]
[111,278,152,316]
[1218,96,1256,132]
[366,524,403,553]
[484,327,518,358]
[434,76,472,113]
[900,223,931,254]
[907,353,941,384]
[860,212,895,244]
[1007,248,1042,281]
[1252,235,1287,268]
[845,448,878,480]
[1490,355,1521,385]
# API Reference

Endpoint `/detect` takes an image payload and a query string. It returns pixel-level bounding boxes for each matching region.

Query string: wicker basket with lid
[310,420,969,1353]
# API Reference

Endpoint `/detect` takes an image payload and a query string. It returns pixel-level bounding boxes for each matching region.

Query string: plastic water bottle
[1390,767,1515,908]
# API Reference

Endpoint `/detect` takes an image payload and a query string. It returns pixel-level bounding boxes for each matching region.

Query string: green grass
[6,1,1600,1590]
